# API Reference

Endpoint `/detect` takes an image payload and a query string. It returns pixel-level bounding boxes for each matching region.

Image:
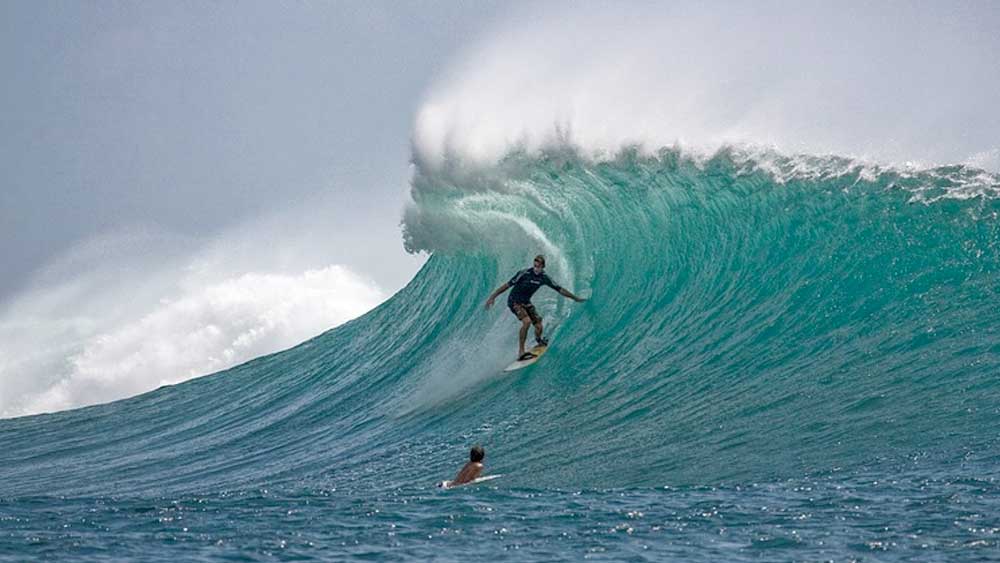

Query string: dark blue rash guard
[507,268,562,305]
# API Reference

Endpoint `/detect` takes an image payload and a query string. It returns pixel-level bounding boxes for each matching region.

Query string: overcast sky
[1,1,518,299]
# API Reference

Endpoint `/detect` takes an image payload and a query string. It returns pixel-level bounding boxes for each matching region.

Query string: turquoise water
[2,148,999,560]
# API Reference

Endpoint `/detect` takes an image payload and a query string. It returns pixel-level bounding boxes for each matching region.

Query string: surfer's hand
[485,296,495,309]
[575,296,588,303]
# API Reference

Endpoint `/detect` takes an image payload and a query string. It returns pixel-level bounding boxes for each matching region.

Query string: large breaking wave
[4,145,998,495]
[402,146,1000,485]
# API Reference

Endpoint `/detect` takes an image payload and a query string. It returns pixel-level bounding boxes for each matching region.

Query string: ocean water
[3,147,1000,561]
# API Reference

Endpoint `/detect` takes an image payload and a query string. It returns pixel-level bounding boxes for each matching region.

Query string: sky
[1,1,521,297]
[0,1,521,417]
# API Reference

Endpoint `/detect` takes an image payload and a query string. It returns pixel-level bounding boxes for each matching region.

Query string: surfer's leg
[512,303,533,355]
[525,304,546,345]
[518,317,531,355]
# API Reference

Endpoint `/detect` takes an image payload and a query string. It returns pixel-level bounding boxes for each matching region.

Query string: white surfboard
[503,345,548,372]
[438,474,503,488]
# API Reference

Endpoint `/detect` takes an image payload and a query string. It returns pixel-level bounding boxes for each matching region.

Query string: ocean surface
[3,147,1000,561]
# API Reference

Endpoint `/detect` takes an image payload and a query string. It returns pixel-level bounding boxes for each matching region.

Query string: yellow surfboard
[503,344,548,372]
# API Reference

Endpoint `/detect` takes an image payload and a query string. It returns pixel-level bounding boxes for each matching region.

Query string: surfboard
[503,344,548,372]
[438,474,503,489]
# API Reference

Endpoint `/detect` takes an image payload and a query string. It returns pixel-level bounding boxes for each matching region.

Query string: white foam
[414,2,1000,172]
[0,260,384,418]
[0,191,420,419]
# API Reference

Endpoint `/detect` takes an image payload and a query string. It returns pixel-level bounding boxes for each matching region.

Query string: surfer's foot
[518,352,536,361]
[535,336,548,346]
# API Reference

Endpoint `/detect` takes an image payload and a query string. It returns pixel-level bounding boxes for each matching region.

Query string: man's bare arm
[485,283,511,309]
[558,288,587,302]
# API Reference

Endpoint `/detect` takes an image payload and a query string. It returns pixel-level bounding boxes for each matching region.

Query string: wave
[3,146,998,495]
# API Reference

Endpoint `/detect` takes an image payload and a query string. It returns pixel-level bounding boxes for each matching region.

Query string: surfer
[449,445,486,487]
[484,254,586,360]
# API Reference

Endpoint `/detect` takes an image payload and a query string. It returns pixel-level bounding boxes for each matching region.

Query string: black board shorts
[509,302,541,324]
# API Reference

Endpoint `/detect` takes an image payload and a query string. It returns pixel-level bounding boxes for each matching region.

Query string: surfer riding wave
[485,254,587,360]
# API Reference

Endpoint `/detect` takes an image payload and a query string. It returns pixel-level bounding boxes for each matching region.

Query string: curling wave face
[402,146,1000,486]
[3,146,999,496]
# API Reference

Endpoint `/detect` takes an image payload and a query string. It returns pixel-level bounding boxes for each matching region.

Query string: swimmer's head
[470,445,485,462]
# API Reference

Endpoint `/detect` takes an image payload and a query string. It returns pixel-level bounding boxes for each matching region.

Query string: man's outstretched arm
[557,287,587,302]
[485,283,511,309]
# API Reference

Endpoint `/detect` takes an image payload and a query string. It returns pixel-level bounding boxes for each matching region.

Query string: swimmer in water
[448,445,485,487]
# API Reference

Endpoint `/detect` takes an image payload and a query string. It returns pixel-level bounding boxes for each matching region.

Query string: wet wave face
[402,147,1000,487]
